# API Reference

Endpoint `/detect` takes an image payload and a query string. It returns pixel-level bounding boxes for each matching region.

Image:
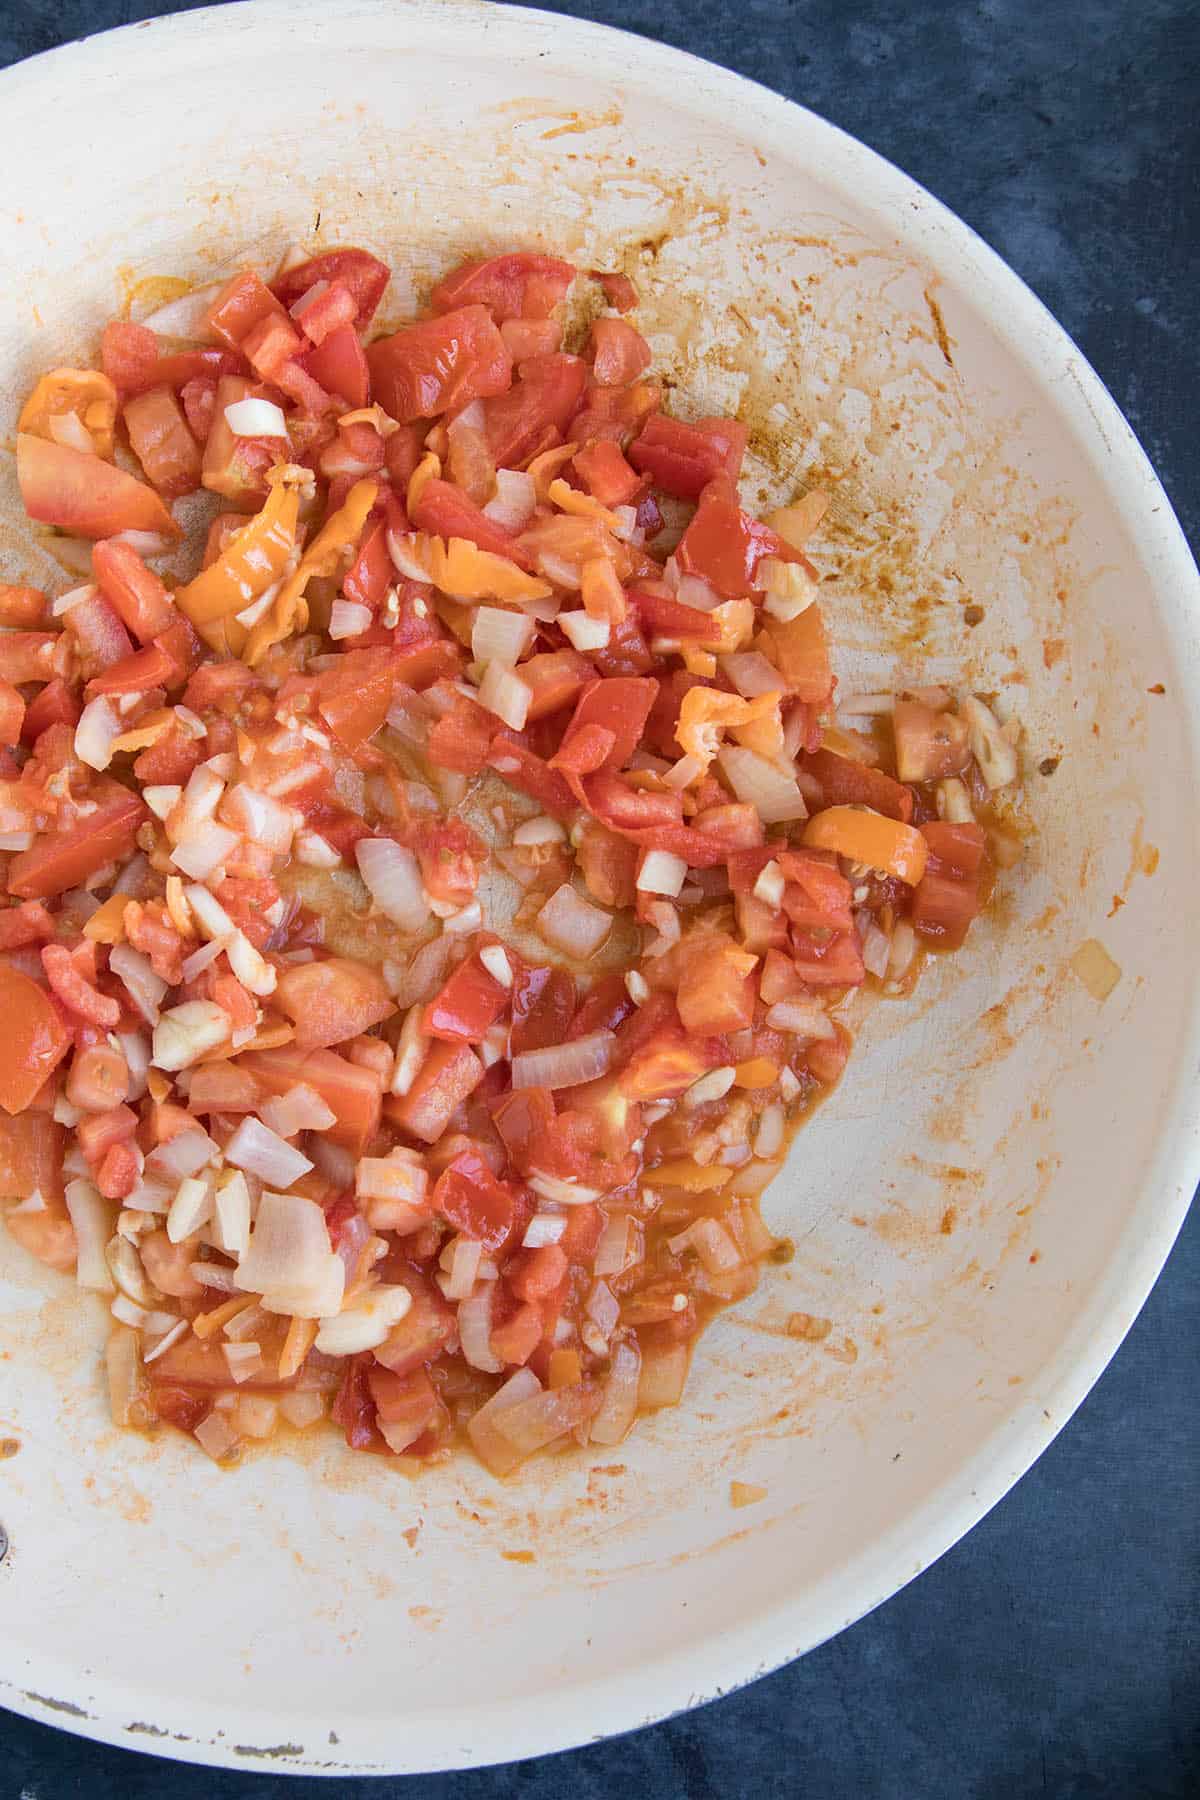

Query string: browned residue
[924,286,954,366]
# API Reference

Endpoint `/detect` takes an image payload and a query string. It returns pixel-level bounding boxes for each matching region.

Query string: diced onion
[536,883,612,958]
[194,1411,240,1462]
[761,560,817,619]
[961,694,1019,790]
[490,1384,597,1458]
[64,1179,115,1292]
[48,411,96,454]
[765,1000,835,1038]
[684,1065,736,1107]
[721,651,784,698]
[280,1390,326,1428]
[466,1367,542,1473]
[74,695,122,771]
[458,1283,503,1373]
[478,944,513,988]
[51,582,97,617]
[180,938,225,982]
[259,1083,336,1139]
[589,1336,642,1446]
[315,1283,413,1355]
[214,1169,252,1258]
[226,1117,313,1189]
[636,849,688,897]
[1070,938,1122,1002]
[354,837,430,932]
[110,942,169,1026]
[717,746,808,824]
[476,660,532,730]
[140,281,224,338]
[471,606,535,667]
[559,610,610,651]
[482,469,536,533]
[224,397,289,438]
[861,920,891,979]
[170,821,240,881]
[512,815,565,847]
[753,859,785,907]
[151,999,229,1070]
[443,1236,484,1300]
[148,1127,217,1180]
[511,1029,616,1092]
[522,1213,568,1248]
[218,785,297,853]
[236,1190,345,1319]
[528,1172,603,1206]
[329,598,372,640]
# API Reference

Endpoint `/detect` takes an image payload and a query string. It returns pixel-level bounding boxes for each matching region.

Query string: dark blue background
[1,2,1197,1793]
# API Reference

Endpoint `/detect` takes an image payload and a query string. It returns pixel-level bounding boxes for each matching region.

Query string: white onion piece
[511,1029,616,1092]
[148,1127,218,1180]
[194,1411,240,1463]
[315,1284,413,1355]
[354,837,429,932]
[559,610,610,651]
[218,785,296,852]
[466,1367,542,1473]
[476,661,531,731]
[471,606,534,667]
[260,1083,337,1139]
[166,1176,212,1243]
[753,859,785,908]
[589,1336,642,1445]
[236,1190,344,1318]
[180,938,225,982]
[721,652,785,698]
[765,999,835,1038]
[310,1136,356,1190]
[527,1171,603,1206]
[213,1169,252,1258]
[51,581,97,617]
[226,1117,313,1189]
[151,999,229,1069]
[512,815,565,847]
[110,942,169,1026]
[717,746,808,825]
[961,694,1019,790]
[47,410,95,454]
[329,598,373,640]
[636,849,688,897]
[482,469,536,533]
[170,821,240,882]
[74,695,122,771]
[536,884,612,958]
[443,1236,483,1301]
[64,1179,115,1292]
[140,281,224,338]
[225,397,289,438]
[861,921,891,979]
[522,1213,568,1249]
[279,1389,326,1429]
[458,1284,503,1373]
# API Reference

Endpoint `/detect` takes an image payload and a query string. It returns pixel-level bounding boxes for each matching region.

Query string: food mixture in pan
[0,247,1021,1472]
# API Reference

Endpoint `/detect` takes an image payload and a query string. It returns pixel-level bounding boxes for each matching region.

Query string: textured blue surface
[0,1,1197,1794]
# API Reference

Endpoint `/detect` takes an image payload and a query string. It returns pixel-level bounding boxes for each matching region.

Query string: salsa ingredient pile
[0,245,1020,1472]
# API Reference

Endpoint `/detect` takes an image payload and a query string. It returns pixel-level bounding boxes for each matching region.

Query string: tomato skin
[271,249,391,327]
[485,740,576,819]
[789,929,867,989]
[777,849,855,933]
[0,963,72,1115]
[576,821,639,909]
[16,433,180,540]
[481,352,589,466]
[206,269,292,352]
[800,747,914,823]
[910,822,988,950]
[374,1267,456,1375]
[628,413,748,499]
[8,789,146,900]
[410,478,531,567]
[592,270,638,313]
[676,481,800,599]
[427,694,494,775]
[274,956,394,1050]
[298,324,370,408]
[367,306,512,421]
[431,253,575,322]
[568,969,635,1038]
[424,955,509,1043]
[431,1145,518,1250]
[630,588,723,642]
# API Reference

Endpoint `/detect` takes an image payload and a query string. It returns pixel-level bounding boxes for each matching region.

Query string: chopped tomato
[8,789,145,899]
[431,1145,517,1249]
[424,954,509,1043]
[410,478,531,567]
[628,413,748,499]
[518,648,592,721]
[314,647,395,749]
[490,1085,556,1176]
[430,253,575,321]
[0,680,25,747]
[588,318,652,385]
[676,938,758,1035]
[271,248,391,327]
[573,437,643,507]
[0,585,46,628]
[367,306,512,421]
[298,324,370,409]
[123,386,202,497]
[800,746,914,821]
[373,1268,456,1374]
[777,849,855,933]
[892,700,971,783]
[558,676,658,773]
[239,1045,381,1152]
[409,817,485,907]
[911,822,988,950]
[0,963,72,1114]
[576,821,639,908]
[21,678,79,744]
[790,929,867,989]
[486,740,576,819]
[762,606,834,707]
[676,479,802,599]
[427,693,494,775]
[206,269,293,352]
[591,270,638,312]
[482,352,588,465]
[275,956,393,1050]
[16,434,180,540]
[386,1040,484,1144]
[91,539,177,642]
